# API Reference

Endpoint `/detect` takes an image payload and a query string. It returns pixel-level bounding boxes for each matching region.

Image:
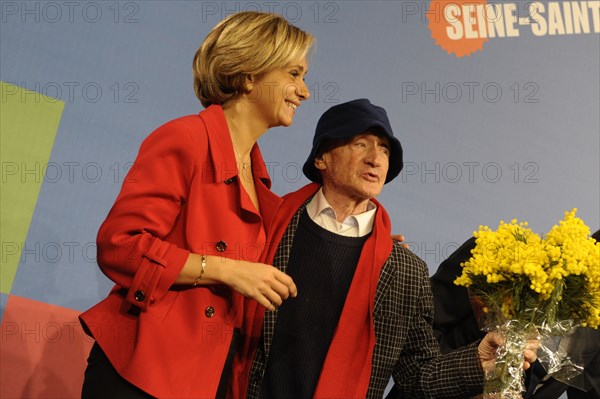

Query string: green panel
[0,82,64,294]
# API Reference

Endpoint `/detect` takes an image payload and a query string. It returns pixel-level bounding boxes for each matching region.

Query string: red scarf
[235,183,393,398]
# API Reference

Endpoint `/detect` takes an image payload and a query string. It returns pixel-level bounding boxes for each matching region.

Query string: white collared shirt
[306,188,377,237]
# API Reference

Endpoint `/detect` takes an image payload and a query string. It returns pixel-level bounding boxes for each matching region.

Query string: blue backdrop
[1,1,598,397]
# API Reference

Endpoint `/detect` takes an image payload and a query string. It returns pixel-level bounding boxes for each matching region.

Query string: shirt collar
[306,187,377,237]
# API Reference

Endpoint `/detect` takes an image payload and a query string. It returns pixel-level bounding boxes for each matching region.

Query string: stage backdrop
[1,1,599,397]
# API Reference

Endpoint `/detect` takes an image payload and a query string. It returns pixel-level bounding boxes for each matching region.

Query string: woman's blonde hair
[193,11,314,107]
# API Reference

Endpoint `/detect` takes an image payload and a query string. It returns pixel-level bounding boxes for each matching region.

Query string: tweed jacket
[247,185,485,399]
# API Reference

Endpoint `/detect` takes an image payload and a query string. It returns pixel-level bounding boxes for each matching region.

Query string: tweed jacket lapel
[373,254,395,316]
[261,199,310,357]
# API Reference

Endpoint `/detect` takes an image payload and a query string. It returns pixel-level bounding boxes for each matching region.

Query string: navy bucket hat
[302,98,403,184]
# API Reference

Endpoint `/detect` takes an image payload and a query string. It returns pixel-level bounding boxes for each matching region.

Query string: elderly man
[244,99,533,398]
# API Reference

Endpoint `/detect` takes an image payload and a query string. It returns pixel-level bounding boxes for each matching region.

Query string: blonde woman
[80,11,314,398]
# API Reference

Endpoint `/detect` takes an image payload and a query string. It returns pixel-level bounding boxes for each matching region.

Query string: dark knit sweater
[259,210,369,399]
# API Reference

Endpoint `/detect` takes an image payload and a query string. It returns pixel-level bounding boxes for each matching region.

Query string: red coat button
[216,241,227,252]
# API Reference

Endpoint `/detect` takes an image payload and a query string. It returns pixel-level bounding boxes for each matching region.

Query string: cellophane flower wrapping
[455,209,600,399]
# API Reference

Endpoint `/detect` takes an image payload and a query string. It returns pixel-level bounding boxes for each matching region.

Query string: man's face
[315,131,390,204]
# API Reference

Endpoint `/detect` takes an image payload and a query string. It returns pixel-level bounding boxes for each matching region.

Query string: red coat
[79,105,282,398]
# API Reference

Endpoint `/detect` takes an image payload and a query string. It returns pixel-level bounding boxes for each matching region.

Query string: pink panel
[1,295,93,399]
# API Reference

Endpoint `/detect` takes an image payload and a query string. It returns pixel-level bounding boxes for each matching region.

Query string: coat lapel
[262,198,310,357]
[373,255,395,316]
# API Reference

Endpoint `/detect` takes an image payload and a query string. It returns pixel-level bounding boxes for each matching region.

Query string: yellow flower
[455,209,600,329]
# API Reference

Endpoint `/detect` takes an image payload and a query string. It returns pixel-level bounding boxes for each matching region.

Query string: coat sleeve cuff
[126,237,189,310]
[456,341,486,393]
